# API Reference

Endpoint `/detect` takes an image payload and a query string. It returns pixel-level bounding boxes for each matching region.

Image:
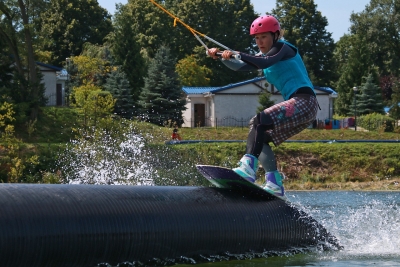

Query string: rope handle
[214,52,241,60]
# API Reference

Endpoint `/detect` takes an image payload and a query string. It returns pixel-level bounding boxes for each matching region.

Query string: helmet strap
[272,31,280,44]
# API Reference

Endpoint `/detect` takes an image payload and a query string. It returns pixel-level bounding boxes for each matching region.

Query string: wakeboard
[196,165,287,201]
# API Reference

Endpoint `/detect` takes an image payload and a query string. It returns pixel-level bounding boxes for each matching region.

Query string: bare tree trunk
[0,3,25,86]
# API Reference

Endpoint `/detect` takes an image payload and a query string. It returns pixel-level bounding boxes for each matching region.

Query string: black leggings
[246,112,274,158]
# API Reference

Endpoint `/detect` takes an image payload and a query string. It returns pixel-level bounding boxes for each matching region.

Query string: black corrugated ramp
[0,184,341,266]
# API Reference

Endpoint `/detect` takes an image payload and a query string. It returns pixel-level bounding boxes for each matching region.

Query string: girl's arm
[239,42,296,69]
[221,42,296,71]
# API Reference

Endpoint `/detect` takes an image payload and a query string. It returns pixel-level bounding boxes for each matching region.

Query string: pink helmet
[250,15,280,35]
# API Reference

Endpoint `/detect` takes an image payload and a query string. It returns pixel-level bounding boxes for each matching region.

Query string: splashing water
[289,191,400,262]
[57,122,204,187]
[333,199,400,259]
[58,127,159,185]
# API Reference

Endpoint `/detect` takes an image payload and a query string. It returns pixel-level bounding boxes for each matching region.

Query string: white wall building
[182,76,337,127]
[37,62,68,106]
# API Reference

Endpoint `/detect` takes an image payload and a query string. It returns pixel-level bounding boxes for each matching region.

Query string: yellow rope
[148,0,237,55]
[149,0,205,37]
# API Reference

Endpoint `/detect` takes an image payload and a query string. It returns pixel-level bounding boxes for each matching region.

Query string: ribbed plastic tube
[0,184,340,267]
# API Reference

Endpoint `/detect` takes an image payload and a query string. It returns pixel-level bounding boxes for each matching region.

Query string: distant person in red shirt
[171,127,182,141]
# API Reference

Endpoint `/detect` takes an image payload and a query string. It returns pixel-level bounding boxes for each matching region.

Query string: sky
[97,0,370,42]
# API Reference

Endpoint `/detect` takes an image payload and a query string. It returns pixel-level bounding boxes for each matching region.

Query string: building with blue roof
[181,76,338,127]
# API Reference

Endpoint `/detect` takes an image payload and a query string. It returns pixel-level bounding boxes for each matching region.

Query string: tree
[0,99,40,183]
[117,0,257,86]
[333,0,400,116]
[0,100,15,131]
[356,74,384,115]
[379,76,398,129]
[271,0,336,86]
[111,3,146,102]
[166,0,258,86]
[349,0,400,76]
[257,85,275,113]
[0,0,46,120]
[78,43,138,118]
[333,34,376,115]
[72,84,116,129]
[176,55,212,86]
[103,67,135,118]
[139,46,186,125]
[115,0,171,59]
[85,91,116,127]
[68,55,109,86]
[0,37,13,91]
[387,79,400,123]
[380,75,394,102]
[66,54,116,128]
[39,0,113,66]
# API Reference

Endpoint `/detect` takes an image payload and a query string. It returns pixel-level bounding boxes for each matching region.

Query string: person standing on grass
[208,15,318,199]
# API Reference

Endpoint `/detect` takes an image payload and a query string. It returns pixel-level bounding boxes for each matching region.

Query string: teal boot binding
[233,154,258,183]
[263,171,286,199]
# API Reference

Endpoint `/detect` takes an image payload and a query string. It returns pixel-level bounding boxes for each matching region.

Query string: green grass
[177,126,400,142]
[170,142,400,179]
[15,107,81,143]
[14,107,400,143]
[7,107,400,189]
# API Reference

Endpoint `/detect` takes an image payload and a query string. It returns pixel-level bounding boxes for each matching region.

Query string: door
[194,104,205,127]
[56,84,62,106]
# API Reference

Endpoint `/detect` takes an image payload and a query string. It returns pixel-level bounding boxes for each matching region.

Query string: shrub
[358,113,395,132]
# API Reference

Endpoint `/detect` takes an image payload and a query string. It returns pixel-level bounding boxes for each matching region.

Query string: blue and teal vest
[263,40,314,100]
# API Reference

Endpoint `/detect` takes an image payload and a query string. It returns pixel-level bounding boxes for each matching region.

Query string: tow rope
[148,0,240,59]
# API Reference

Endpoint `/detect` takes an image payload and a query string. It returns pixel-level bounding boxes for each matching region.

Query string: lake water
[177,191,400,267]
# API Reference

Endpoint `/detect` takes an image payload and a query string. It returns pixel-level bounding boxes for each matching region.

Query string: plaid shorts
[264,95,318,146]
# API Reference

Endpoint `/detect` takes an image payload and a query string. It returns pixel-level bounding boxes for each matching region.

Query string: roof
[313,86,338,95]
[182,76,265,94]
[384,103,400,113]
[36,62,64,71]
[182,76,338,95]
